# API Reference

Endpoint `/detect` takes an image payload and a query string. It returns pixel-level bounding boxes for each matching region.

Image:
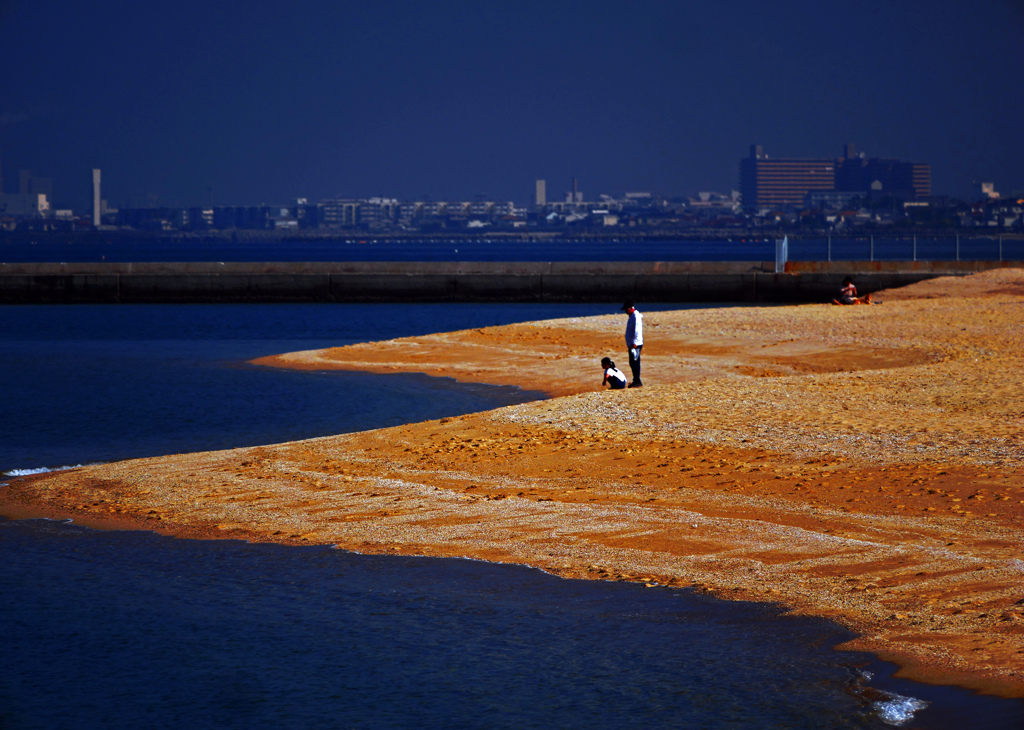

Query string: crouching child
[601,357,627,389]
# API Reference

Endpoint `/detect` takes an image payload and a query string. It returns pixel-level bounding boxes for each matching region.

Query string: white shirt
[604,366,627,385]
[625,310,643,348]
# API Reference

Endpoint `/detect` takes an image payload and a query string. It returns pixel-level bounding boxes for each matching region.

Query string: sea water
[1,304,1022,729]
[0,234,1018,264]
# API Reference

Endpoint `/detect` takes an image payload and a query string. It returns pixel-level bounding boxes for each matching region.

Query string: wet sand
[4,268,1024,697]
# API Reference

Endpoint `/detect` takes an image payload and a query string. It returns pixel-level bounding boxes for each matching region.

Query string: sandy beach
[4,268,1023,697]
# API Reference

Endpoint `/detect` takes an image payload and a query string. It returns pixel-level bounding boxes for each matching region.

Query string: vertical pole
[913,236,917,262]
[870,235,874,262]
[956,234,960,261]
[775,236,788,274]
[827,235,831,262]
[999,235,1003,262]
[92,169,101,228]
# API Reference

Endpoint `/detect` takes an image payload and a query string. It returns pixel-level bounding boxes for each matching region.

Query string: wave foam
[874,692,929,726]
[3,465,84,477]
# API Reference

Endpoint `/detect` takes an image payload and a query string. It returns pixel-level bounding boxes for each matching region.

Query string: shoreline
[3,268,1024,697]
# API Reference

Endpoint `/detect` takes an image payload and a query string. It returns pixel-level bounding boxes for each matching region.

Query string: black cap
[621,300,634,311]
[601,357,613,367]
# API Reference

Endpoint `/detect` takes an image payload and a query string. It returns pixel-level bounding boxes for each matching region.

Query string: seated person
[601,357,627,389]
[833,276,872,305]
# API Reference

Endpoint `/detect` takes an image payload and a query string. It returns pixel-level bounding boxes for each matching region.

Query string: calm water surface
[1,304,1022,729]
[1,234,1020,263]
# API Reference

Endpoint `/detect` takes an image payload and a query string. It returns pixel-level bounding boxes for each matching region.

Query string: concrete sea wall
[0,260,1020,304]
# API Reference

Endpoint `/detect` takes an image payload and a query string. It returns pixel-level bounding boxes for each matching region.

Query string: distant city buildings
[740,143,931,212]
[740,146,835,210]
[0,169,53,223]
[2,145,1021,234]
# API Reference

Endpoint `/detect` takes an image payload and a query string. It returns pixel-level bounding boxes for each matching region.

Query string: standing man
[621,300,643,388]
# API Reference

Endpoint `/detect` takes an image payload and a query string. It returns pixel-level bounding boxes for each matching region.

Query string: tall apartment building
[740,144,931,211]
[834,145,931,201]
[739,145,835,210]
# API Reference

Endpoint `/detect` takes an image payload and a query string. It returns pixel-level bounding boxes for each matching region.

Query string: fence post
[827,235,831,262]
[775,236,788,274]
[913,236,917,262]
[1000,235,1003,262]
[870,235,874,261]
[956,234,960,261]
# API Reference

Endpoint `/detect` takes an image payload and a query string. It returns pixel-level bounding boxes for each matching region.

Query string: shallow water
[0,517,891,729]
[1,303,1022,728]
[0,302,608,472]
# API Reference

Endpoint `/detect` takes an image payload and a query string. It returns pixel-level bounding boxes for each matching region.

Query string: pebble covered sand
[4,268,1023,697]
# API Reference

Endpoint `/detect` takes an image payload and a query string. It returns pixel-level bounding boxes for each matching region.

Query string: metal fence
[787,235,1021,262]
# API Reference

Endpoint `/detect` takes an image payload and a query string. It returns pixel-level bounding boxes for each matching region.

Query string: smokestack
[92,169,101,227]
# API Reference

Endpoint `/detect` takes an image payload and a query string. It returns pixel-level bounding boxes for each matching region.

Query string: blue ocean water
[0,518,906,730]
[0,234,1019,263]
[0,302,598,472]
[1,304,1022,729]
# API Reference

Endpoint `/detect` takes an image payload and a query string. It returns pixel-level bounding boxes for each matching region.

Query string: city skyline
[1,1,1022,211]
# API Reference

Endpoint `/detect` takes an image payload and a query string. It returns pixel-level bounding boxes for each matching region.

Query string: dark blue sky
[2,0,1022,210]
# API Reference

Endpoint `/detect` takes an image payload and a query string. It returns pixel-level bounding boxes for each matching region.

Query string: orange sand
[4,269,1024,697]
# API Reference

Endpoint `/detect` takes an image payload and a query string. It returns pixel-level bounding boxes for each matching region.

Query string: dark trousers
[628,345,642,385]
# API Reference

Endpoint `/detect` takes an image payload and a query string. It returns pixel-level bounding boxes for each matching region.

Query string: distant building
[805,191,863,210]
[18,169,53,198]
[188,207,215,230]
[565,177,583,205]
[0,192,50,218]
[470,200,494,216]
[688,190,741,212]
[740,145,835,210]
[834,145,930,202]
[974,182,1000,201]
[358,197,400,227]
[0,168,54,220]
[320,198,359,227]
[740,143,931,211]
[535,179,546,207]
[445,201,470,218]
